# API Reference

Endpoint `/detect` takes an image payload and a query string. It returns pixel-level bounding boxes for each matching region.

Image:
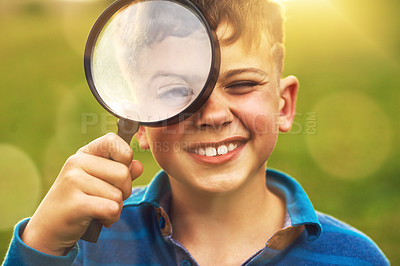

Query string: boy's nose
[193,89,234,130]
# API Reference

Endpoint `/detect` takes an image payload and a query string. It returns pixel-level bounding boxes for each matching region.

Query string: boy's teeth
[217,145,228,155]
[228,143,236,152]
[205,147,217,156]
[194,143,239,156]
[197,147,206,156]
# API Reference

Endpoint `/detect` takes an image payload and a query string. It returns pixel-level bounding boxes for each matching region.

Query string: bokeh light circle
[306,91,392,179]
[0,144,41,230]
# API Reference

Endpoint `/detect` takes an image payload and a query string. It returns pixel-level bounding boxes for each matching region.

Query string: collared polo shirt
[4,169,389,265]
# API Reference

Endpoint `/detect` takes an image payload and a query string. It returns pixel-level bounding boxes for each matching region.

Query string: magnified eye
[157,84,195,108]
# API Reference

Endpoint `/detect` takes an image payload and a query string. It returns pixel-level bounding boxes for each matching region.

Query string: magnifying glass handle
[116,119,140,144]
[81,119,140,243]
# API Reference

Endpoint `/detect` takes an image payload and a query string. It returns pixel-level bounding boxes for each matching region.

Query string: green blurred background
[0,0,399,263]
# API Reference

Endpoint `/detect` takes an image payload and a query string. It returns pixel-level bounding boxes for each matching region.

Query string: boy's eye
[157,84,195,108]
[225,81,259,94]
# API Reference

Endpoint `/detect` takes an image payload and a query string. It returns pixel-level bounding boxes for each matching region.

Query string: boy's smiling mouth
[184,138,247,164]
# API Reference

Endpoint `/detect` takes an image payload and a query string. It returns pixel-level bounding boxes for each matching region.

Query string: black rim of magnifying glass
[84,0,220,126]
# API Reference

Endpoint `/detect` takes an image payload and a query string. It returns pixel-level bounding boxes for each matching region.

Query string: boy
[4,0,389,265]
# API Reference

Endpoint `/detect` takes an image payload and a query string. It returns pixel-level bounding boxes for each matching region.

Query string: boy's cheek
[254,114,280,135]
[158,118,196,135]
[149,141,171,153]
[230,90,281,135]
[237,110,280,136]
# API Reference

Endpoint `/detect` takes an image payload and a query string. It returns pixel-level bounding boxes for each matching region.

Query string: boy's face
[136,23,298,194]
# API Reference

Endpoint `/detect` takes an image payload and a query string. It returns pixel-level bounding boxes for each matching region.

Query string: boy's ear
[135,126,150,150]
[278,75,299,132]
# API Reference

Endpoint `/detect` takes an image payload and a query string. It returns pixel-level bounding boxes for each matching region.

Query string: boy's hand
[21,133,143,256]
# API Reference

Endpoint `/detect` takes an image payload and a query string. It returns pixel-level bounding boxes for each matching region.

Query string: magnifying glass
[81,0,220,242]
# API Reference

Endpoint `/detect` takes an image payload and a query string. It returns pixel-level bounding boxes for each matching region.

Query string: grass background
[1,0,399,263]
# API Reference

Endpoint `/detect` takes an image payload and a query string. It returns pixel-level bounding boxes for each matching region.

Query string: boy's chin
[166,155,268,196]
[197,180,241,195]
[186,172,252,195]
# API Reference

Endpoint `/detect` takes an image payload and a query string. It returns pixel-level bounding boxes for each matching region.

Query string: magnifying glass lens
[88,0,215,125]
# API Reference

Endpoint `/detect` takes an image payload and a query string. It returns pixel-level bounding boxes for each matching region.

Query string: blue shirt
[4,169,389,265]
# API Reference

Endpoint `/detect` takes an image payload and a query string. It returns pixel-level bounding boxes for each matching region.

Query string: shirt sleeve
[3,218,79,266]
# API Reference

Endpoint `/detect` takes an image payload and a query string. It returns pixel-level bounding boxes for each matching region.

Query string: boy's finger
[78,133,133,166]
[83,196,122,228]
[73,153,132,197]
[130,160,143,181]
[76,169,129,202]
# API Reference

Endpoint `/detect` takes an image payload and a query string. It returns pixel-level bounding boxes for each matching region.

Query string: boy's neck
[168,166,286,265]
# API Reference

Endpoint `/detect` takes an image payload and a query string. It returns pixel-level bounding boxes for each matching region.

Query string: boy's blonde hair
[194,0,286,77]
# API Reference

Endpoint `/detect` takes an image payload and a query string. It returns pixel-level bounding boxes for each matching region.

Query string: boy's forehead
[216,21,272,58]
